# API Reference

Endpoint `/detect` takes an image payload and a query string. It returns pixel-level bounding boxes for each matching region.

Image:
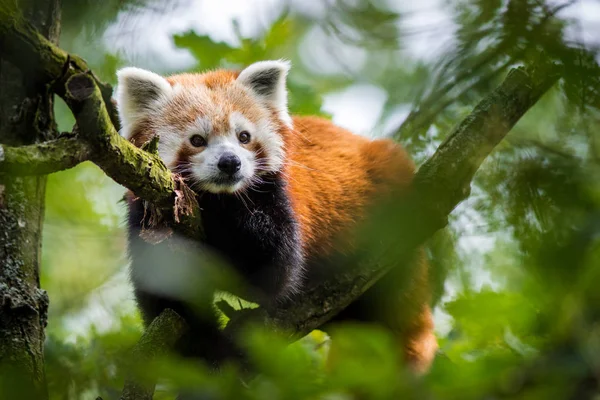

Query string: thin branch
[0,137,91,175]
[120,309,188,400]
[392,3,571,142]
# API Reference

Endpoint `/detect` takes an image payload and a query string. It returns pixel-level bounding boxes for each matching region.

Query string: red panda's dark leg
[196,175,304,303]
[126,195,241,367]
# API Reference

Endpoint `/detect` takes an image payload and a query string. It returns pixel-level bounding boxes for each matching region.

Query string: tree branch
[67,73,202,236]
[120,309,188,400]
[0,10,201,238]
[391,2,573,142]
[0,137,91,175]
[224,64,561,341]
[63,74,175,208]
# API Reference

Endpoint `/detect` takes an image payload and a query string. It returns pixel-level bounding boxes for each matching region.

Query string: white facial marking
[189,135,256,194]
[155,127,179,168]
[192,116,213,136]
[229,112,256,137]
[255,117,285,172]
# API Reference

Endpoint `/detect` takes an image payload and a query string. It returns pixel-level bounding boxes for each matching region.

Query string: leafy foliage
[31,0,600,399]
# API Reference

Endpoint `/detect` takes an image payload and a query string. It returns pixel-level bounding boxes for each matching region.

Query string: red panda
[116,60,437,373]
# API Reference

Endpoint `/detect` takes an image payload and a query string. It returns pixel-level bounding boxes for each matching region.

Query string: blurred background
[42,0,600,398]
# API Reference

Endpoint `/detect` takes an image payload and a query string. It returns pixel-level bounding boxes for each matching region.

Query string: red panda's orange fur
[285,116,415,256]
[284,116,437,373]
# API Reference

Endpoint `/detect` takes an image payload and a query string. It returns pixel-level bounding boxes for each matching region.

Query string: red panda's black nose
[218,153,241,175]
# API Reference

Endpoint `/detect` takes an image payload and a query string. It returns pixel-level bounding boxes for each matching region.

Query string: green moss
[0,1,19,24]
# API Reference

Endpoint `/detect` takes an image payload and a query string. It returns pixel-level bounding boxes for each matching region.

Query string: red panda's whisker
[288,123,314,144]
[240,190,256,208]
[248,180,271,191]
[248,187,270,194]
[246,180,271,194]
[234,191,254,215]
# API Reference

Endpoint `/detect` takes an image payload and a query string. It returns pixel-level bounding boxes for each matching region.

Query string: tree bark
[0,0,60,398]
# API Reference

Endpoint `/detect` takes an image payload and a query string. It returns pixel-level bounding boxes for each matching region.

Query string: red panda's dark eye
[190,135,206,147]
[238,131,251,144]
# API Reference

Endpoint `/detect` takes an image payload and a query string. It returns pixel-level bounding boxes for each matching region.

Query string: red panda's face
[115,61,291,194]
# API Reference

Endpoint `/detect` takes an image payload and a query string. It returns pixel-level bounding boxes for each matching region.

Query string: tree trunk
[0,0,60,398]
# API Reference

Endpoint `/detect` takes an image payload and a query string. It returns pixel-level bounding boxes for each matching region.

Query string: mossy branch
[0,137,90,175]
[0,12,201,238]
[64,72,202,237]
[0,3,120,129]
[62,73,174,207]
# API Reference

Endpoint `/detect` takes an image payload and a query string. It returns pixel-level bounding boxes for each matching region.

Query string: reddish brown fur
[283,117,436,372]
[163,71,266,135]
[284,116,415,256]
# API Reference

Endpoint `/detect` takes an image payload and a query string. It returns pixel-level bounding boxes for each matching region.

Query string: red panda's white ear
[237,60,292,127]
[115,67,173,139]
